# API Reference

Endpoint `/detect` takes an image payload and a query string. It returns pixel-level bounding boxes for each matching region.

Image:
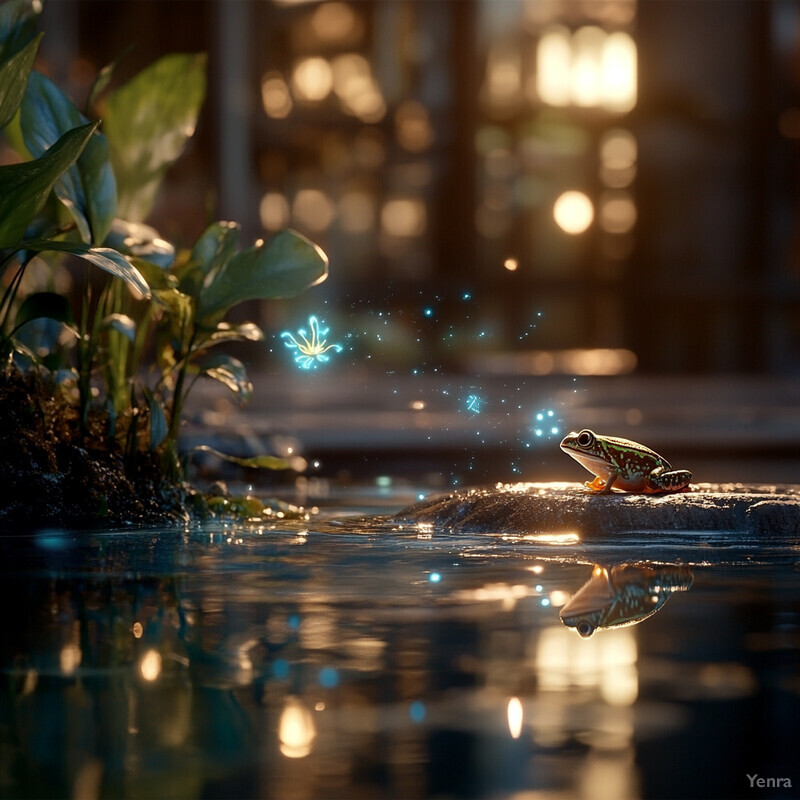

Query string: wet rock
[391,482,800,537]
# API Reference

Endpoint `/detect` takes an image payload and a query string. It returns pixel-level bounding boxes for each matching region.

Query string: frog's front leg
[584,472,619,493]
[647,466,692,493]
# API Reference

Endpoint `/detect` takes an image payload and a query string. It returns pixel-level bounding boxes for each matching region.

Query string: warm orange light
[261,71,293,118]
[292,57,333,102]
[553,191,594,234]
[503,257,519,271]
[507,697,524,739]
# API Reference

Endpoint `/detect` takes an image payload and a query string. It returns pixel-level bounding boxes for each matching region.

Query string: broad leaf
[24,239,150,297]
[0,122,96,248]
[197,229,328,321]
[191,444,292,471]
[105,219,175,268]
[101,52,207,222]
[0,32,40,130]
[200,321,264,347]
[176,220,240,296]
[102,312,136,342]
[197,353,252,403]
[12,290,75,333]
[19,71,116,243]
[0,0,40,63]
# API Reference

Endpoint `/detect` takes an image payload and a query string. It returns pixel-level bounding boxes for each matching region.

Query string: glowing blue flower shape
[281,316,342,369]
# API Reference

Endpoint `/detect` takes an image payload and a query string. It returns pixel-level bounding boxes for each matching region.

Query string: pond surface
[1,490,799,800]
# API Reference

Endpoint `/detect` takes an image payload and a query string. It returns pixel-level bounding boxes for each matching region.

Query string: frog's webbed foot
[648,467,692,493]
[584,474,617,494]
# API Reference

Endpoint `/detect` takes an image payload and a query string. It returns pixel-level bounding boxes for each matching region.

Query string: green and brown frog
[560,429,692,494]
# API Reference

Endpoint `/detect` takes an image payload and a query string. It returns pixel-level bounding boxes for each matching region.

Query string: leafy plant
[0,0,329,490]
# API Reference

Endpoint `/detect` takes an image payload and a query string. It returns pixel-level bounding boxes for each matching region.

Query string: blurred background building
[36,0,800,375]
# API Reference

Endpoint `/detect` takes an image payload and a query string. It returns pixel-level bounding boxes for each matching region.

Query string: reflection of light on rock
[554,191,594,234]
[292,57,333,102]
[410,400,426,410]
[140,649,162,682]
[60,643,81,675]
[279,697,317,758]
[507,697,524,739]
[132,621,143,639]
[535,625,638,706]
[549,590,571,607]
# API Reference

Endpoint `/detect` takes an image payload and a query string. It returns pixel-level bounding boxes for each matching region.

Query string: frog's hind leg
[648,467,692,493]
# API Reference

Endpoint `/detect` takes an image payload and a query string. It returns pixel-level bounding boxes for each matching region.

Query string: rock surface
[390,482,800,537]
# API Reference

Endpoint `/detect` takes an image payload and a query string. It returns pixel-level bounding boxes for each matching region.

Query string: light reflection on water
[0,511,798,800]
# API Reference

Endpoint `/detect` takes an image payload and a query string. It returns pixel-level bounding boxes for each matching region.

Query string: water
[1,493,799,800]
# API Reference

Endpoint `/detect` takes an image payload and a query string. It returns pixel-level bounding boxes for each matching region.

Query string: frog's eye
[577,430,595,448]
[576,620,596,638]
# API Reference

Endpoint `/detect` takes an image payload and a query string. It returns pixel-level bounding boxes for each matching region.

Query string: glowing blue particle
[536,413,543,421]
[462,292,472,301]
[541,598,551,607]
[535,429,543,437]
[409,700,426,723]
[287,613,301,630]
[319,667,339,688]
[547,410,554,417]
[535,584,543,592]
[429,572,442,583]
[424,307,433,317]
[466,394,483,414]
[551,426,559,435]
[281,315,342,369]
[418,493,426,501]
[273,659,290,679]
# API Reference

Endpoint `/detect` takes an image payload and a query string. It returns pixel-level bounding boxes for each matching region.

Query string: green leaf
[197,229,328,322]
[104,219,175,268]
[0,32,40,130]
[200,321,264,347]
[24,239,150,297]
[196,353,252,403]
[102,312,136,342]
[12,290,75,333]
[176,220,240,296]
[133,257,178,291]
[101,52,207,222]
[19,71,116,243]
[0,122,96,248]
[191,444,292,471]
[0,0,41,63]
[142,386,167,450]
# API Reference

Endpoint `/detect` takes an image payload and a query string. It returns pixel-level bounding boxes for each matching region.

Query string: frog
[560,429,692,494]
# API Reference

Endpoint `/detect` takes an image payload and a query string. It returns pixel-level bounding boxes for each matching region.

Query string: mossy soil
[0,368,187,532]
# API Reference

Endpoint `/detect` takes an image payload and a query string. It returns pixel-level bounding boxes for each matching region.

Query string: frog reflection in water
[560,429,692,493]
[560,563,694,637]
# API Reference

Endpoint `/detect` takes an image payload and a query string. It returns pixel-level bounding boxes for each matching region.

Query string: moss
[0,368,187,532]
